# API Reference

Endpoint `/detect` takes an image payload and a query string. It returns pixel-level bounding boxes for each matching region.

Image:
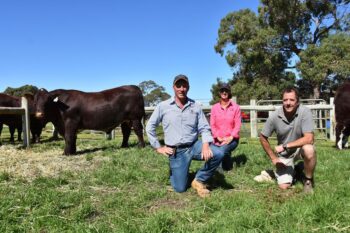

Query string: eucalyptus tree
[215,0,350,101]
[3,85,39,96]
[138,80,170,107]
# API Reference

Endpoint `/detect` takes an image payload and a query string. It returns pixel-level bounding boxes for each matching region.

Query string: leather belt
[166,142,194,149]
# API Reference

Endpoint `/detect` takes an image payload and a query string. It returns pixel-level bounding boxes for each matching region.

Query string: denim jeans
[213,139,239,170]
[168,140,225,192]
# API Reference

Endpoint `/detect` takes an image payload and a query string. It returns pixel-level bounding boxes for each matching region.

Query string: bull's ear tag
[53,97,59,102]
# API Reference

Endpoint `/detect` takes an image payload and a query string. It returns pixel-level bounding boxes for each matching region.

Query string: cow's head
[34,88,56,119]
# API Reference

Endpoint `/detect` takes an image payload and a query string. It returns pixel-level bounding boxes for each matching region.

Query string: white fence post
[250,99,258,138]
[21,97,30,148]
[329,97,335,141]
[105,130,115,140]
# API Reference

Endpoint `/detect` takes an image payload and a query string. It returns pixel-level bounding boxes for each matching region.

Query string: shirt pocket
[162,109,177,128]
[183,111,198,129]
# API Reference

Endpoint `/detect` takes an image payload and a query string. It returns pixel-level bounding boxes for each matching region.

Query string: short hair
[282,87,299,102]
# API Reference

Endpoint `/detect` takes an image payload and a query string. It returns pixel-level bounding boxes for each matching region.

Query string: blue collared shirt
[146,97,213,149]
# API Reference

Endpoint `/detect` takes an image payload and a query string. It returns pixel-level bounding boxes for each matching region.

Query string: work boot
[191,179,210,198]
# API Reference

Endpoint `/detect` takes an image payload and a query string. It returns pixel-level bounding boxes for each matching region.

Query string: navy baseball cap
[173,74,189,85]
[219,83,231,91]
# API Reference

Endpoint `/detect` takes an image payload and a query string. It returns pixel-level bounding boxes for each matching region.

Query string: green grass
[0,127,349,232]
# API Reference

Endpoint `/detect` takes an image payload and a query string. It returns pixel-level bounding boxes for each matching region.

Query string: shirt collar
[169,96,194,108]
[219,100,234,109]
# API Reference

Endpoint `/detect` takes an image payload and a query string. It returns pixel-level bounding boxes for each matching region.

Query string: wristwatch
[282,143,288,151]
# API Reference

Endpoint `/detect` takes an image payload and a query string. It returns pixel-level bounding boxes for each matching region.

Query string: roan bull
[34,85,146,155]
[334,81,350,149]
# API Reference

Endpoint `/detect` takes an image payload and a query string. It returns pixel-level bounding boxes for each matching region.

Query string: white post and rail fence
[0,97,336,147]
[145,97,336,141]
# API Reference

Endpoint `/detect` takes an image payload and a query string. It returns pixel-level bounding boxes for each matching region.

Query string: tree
[214,0,350,101]
[214,9,295,103]
[3,85,39,97]
[297,33,350,99]
[138,80,170,107]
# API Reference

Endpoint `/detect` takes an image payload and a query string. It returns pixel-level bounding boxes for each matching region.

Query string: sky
[0,0,260,101]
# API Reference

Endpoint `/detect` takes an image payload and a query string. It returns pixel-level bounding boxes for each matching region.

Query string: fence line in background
[145,98,336,141]
[1,97,334,144]
[0,97,30,147]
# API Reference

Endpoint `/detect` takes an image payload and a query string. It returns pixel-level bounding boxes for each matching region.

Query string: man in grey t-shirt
[258,87,316,193]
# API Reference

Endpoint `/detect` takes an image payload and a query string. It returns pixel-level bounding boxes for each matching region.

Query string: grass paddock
[0,127,349,232]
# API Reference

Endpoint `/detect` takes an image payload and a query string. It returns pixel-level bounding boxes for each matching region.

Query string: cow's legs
[343,126,350,148]
[64,120,78,155]
[132,119,145,147]
[9,125,15,143]
[0,123,3,145]
[121,121,131,148]
[17,127,22,141]
[336,123,344,149]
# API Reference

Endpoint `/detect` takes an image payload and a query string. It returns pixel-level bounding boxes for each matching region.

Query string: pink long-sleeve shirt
[210,100,242,146]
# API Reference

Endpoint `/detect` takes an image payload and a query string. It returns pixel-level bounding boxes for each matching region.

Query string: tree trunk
[312,84,320,99]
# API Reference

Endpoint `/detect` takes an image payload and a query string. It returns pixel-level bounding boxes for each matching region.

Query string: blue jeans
[169,140,225,192]
[213,139,239,170]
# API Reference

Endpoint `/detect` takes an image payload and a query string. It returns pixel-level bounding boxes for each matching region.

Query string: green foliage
[139,80,171,107]
[3,85,39,97]
[214,0,350,102]
[298,33,350,99]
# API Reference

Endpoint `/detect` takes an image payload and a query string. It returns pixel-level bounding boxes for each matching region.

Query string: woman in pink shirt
[210,83,241,170]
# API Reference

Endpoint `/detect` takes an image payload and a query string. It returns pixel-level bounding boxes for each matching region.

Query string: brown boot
[191,179,210,198]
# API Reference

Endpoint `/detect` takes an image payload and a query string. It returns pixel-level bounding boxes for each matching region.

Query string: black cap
[219,83,231,91]
[173,74,189,85]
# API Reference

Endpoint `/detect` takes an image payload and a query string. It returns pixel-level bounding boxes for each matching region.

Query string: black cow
[334,81,350,149]
[0,93,44,144]
[0,93,22,143]
[34,85,146,155]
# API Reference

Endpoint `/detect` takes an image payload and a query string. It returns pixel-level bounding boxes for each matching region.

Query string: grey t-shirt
[261,105,314,156]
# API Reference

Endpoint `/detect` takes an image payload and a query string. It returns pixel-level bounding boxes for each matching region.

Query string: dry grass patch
[148,197,190,213]
[0,145,110,181]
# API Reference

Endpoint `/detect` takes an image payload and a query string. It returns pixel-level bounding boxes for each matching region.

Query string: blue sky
[0,0,260,101]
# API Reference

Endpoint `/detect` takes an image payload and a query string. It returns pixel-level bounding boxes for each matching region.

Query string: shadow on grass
[232,153,248,167]
[293,161,305,185]
[209,172,234,190]
[74,141,144,155]
[39,136,64,143]
[74,146,115,155]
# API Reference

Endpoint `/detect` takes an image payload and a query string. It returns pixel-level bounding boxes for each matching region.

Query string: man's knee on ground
[301,144,316,160]
[172,184,187,193]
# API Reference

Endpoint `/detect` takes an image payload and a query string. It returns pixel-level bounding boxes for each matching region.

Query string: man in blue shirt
[146,74,225,197]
